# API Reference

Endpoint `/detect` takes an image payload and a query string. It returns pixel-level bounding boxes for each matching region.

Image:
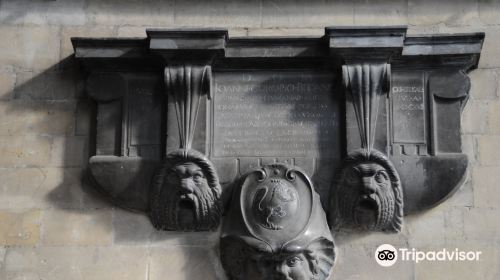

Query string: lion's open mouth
[177,197,196,230]
[354,196,379,228]
[357,196,378,211]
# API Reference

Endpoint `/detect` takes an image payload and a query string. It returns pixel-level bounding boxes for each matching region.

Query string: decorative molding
[342,62,390,152]
[164,65,212,150]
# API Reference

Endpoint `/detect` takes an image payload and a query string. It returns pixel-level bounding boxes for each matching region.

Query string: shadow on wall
[3,49,222,279]
[1,36,401,280]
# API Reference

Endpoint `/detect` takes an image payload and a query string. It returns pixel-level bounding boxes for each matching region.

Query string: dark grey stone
[72,26,484,279]
[220,163,335,280]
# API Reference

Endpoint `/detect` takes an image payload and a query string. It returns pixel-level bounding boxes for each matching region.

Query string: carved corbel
[149,64,223,231]
[332,62,404,232]
[327,27,405,232]
[146,29,227,231]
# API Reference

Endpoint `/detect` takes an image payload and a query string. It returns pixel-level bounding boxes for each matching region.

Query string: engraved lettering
[391,72,426,144]
[213,72,340,157]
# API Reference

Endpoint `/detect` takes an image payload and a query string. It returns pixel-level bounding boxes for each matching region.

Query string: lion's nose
[361,177,377,195]
[179,179,194,194]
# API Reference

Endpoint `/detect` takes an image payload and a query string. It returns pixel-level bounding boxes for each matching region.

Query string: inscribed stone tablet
[391,72,426,144]
[212,71,340,158]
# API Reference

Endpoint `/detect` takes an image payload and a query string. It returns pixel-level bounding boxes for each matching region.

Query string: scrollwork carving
[221,163,335,280]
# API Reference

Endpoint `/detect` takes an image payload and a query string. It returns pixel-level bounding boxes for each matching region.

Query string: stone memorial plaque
[212,71,340,158]
[73,27,484,280]
[391,72,426,144]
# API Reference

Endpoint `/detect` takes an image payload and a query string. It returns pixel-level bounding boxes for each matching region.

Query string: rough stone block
[469,69,498,100]
[0,70,15,100]
[0,101,75,136]
[334,230,408,248]
[112,210,154,245]
[117,26,148,37]
[479,28,500,68]
[406,208,446,248]
[86,0,174,26]
[80,178,115,210]
[473,166,500,208]
[478,135,500,165]
[14,70,77,101]
[0,168,48,210]
[414,244,499,280]
[462,100,489,134]
[40,168,86,209]
[175,0,261,28]
[0,247,5,271]
[463,208,500,244]
[0,210,40,246]
[228,28,248,37]
[0,26,60,71]
[408,0,480,26]
[149,247,220,280]
[462,134,477,164]
[444,207,466,243]
[49,136,86,167]
[4,246,149,280]
[407,25,442,35]
[150,228,220,247]
[442,173,474,207]
[478,0,500,25]
[0,0,85,26]
[247,28,324,37]
[113,209,220,246]
[354,0,408,25]
[41,209,112,246]
[0,135,51,167]
[262,0,354,28]
[75,97,93,136]
[488,99,500,134]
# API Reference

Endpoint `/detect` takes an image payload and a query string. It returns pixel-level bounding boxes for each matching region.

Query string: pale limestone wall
[0,1,499,279]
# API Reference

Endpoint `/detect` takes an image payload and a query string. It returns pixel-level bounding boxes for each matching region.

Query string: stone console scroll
[72,26,484,279]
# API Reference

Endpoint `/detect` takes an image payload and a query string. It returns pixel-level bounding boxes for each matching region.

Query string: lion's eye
[375,170,388,184]
[286,256,301,267]
[192,173,204,183]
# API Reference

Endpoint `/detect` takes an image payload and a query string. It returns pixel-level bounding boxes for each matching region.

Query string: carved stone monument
[221,163,335,280]
[72,26,484,279]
